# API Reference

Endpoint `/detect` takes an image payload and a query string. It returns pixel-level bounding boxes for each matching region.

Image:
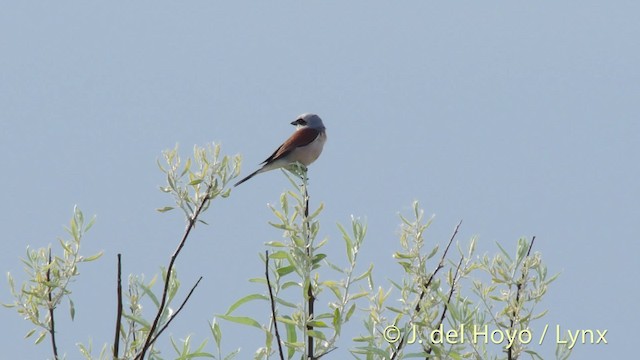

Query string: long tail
[234,168,262,187]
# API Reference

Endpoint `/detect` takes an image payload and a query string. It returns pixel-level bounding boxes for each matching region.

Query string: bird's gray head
[291,113,325,130]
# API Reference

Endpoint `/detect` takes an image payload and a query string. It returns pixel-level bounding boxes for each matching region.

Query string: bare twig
[149,277,203,347]
[416,220,462,313]
[425,256,464,357]
[302,178,315,360]
[114,254,123,359]
[508,236,536,360]
[440,257,464,325]
[47,248,59,360]
[307,283,315,360]
[265,251,285,360]
[524,236,535,257]
[390,220,462,360]
[303,181,310,219]
[135,186,212,360]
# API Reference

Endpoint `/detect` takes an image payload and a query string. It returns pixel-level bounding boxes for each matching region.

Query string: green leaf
[210,319,222,347]
[386,306,405,314]
[307,330,326,340]
[276,316,297,325]
[351,346,389,357]
[285,321,297,359]
[345,303,356,321]
[322,281,342,299]
[348,291,370,302]
[269,251,290,260]
[352,336,374,343]
[181,158,192,177]
[70,215,79,240]
[392,252,414,259]
[324,259,344,274]
[83,251,104,262]
[24,328,36,339]
[221,188,232,198]
[268,222,292,231]
[59,239,72,254]
[218,315,261,329]
[69,298,75,320]
[308,202,324,219]
[84,215,96,232]
[532,309,549,320]
[495,241,512,262]
[275,297,297,309]
[223,349,240,360]
[276,266,296,276]
[225,294,268,315]
[35,331,46,345]
[307,320,329,328]
[139,280,160,307]
[425,245,439,260]
[281,281,300,290]
[312,253,326,265]
[186,352,215,358]
[156,206,175,213]
[353,263,373,282]
[337,223,354,264]
[264,241,287,247]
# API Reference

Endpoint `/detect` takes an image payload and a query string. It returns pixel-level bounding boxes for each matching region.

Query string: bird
[234,113,327,187]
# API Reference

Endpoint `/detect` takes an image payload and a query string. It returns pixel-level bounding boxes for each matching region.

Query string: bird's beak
[291,118,305,126]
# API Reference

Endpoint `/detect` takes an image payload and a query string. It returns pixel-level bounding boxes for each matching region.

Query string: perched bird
[234,113,327,187]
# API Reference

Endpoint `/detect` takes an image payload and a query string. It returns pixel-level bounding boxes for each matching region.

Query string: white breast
[294,130,327,166]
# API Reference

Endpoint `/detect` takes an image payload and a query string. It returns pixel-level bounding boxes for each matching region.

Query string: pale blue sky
[1,2,638,359]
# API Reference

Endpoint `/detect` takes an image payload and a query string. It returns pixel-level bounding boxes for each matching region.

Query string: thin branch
[136,186,212,360]
[129,285,137,344]
[391,220,462,360]
[302,175,315,360]
[525,236,535,257]
[148,277,203,347]
[307,283,315,360]
[47,248,59,360]
[425,256,464,357]
[508,236,536,360]
[388,340,401,360]
[439,257,464,326]
[114,253,123,359]
[416,220,462,313]
[265,251,285,360]
[303,179,310,219]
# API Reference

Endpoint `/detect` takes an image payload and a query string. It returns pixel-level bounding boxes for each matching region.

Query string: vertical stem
[265,251,285,360]
[114,253,123,359]
[136,189,212,360]
[46,248,59,360]
[302,175,314,359]
[306,283,315,359]
[508,236,536,360]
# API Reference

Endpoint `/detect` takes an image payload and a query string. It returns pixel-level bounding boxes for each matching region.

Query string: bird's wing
[261,127,320,164]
